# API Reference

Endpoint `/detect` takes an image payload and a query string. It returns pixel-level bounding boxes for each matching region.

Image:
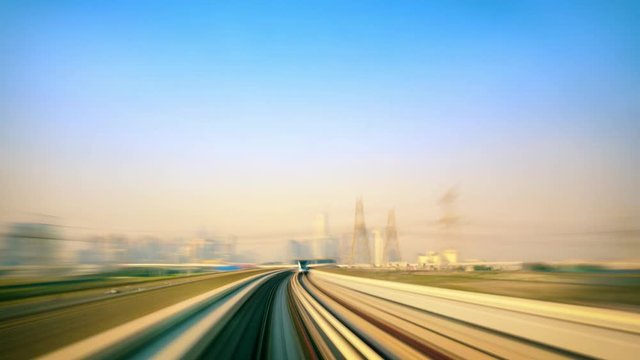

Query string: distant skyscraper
[438,187,459,230]
[312,213,329,258]
[314,213,329,238]
[316,213,339,260]
[373,229,384,267]
[288,240,303,261]
[350,198,371,264]
[438,187,460,250]
[384,209,401,263]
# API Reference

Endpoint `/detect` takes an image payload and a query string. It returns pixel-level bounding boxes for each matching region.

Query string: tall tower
[438,187,459,230]
[314,213,329,238]
[312,213,329,259]
[384,209,401,263]
[372,229,384,267]
[438,186,460,251]
[351,198,371,264]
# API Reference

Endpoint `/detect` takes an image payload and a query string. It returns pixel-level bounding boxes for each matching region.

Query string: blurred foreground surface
[1,266,639,360]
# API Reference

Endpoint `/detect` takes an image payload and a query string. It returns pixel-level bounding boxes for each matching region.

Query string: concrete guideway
[289,272,382,359]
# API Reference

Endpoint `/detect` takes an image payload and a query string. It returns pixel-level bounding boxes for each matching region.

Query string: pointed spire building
[350,198,371,264]
[384,209,401,263]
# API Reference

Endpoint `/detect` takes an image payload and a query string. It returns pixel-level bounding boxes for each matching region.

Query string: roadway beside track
[0,270,263,322]
[0,269,271,360]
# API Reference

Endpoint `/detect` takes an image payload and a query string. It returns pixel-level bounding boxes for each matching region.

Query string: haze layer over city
[1,1,639,263]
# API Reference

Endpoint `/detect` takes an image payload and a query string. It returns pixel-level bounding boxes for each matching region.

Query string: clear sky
[1,1,639,261]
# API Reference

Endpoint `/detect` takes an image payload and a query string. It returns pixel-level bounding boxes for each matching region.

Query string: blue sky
[1,1,639,260]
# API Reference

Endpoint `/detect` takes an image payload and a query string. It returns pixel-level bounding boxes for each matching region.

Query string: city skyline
[2,192,636,264]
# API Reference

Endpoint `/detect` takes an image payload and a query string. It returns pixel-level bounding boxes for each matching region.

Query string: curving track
[199,271,304,359]
[18,268,640,360]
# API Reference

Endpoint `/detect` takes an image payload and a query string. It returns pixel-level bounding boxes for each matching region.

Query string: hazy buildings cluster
[0,223,251,274]
[286,213,339,263]
[0,223,64,266]
[285,198,406,266]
